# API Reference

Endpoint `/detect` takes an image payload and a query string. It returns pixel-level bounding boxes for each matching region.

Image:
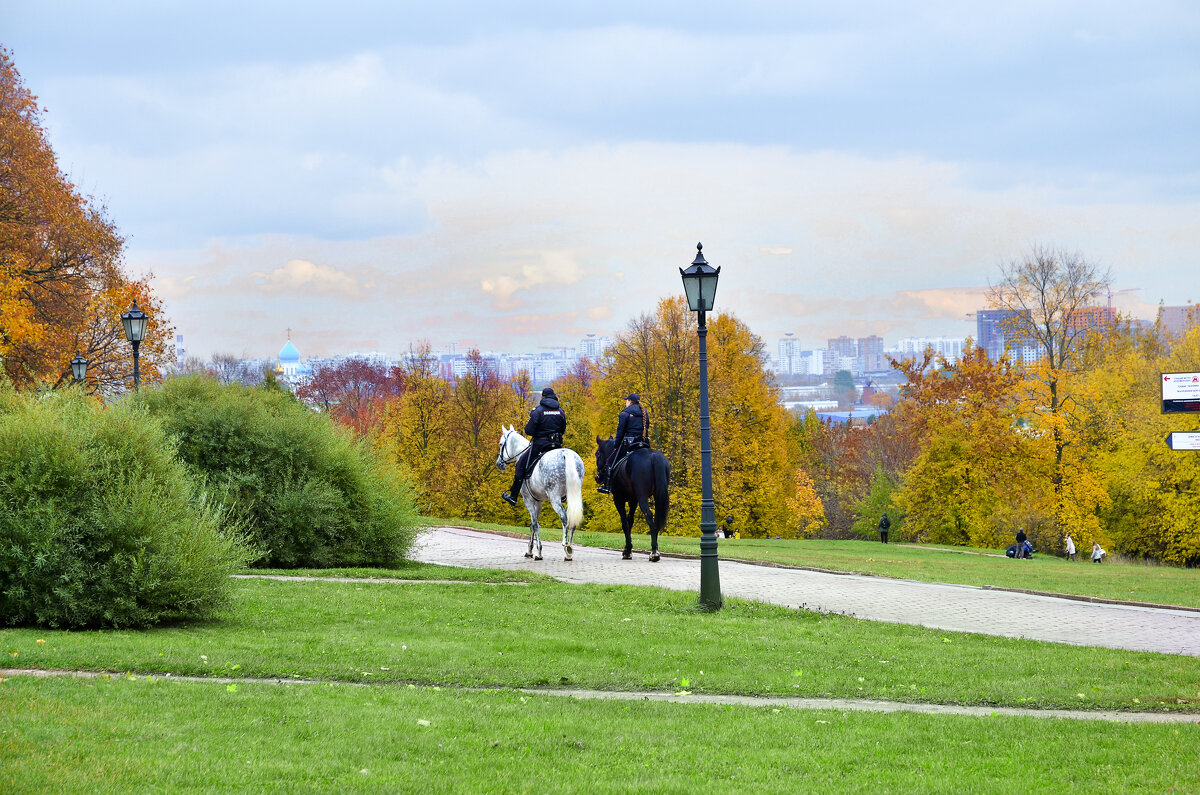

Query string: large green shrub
[138,376,417,567]
[0,388,253,629]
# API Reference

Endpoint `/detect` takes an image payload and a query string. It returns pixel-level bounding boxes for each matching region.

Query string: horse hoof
[535,555,543,561]
[564,554,572,562]
[524,552,533,559]
[649,552,661,562]
[622,552,633,560]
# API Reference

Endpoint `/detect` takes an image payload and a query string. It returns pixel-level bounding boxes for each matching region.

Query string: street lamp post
[120,300,149,391]
[679,242,722,610]
[70,352,87,384]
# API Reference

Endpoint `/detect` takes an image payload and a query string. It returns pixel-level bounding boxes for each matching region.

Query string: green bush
[0,388,253,629]
[138,376,417,568]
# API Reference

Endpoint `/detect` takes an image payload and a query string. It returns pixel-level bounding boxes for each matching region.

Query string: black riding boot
[502,475,522,506]
[597,467,611,494]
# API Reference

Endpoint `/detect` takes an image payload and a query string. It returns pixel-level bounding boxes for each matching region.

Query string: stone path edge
[4,668,1197,725]
[230,574,529,586]
[436,527,1200,614]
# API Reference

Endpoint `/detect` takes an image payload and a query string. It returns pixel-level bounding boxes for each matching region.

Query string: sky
[4,1,1199,360]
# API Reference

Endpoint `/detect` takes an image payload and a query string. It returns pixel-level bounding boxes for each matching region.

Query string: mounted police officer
[502,387,567,506]
[597,393,647,495]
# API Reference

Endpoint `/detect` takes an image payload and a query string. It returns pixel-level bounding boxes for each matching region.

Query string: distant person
[1092,541,1106,563]
[1065,534,1076,561]
[878,512,890,544]
[1015,528,1028,559]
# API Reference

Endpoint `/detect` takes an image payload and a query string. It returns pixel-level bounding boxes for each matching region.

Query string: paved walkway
[413,527,1200,657]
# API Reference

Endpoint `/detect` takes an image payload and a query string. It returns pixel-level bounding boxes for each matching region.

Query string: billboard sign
[1165,432,1200,451]
[1162,372,1200,413]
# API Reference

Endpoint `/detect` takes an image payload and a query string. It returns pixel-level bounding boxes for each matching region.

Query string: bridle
[497,429,523,467]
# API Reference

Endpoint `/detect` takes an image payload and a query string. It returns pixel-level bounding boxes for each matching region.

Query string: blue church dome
[279,340,300,363]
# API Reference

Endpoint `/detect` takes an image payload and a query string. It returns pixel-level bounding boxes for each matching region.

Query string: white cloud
[249,259,363,297]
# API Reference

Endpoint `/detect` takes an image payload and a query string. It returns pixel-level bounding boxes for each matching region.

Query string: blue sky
[5,1,1198,359]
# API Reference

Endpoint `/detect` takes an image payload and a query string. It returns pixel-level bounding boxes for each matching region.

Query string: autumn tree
[1086,324,1200,564]
[591,298,795,537]
[379,343,448,514]
[987,246,1112,542]
[0,48,173,393]
[891,344,1036,546]
[297,357,405,436]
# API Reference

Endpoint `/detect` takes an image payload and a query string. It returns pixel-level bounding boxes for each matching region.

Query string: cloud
[479,249,585,309]
[759,246,794,256]
[249,259,363,298]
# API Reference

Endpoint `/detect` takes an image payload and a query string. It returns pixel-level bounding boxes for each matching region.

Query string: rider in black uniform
[597,393,646,494]
[502,387,567,505]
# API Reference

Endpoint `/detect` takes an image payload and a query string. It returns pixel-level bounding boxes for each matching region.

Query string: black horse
[595,436,671,562]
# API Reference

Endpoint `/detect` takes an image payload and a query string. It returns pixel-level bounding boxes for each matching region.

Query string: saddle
[526,445,559,474]
[611,441,650,475]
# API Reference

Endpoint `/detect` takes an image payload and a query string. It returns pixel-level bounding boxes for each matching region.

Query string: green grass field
[4,540,1199,791]
[4,675,1198,794]
[4,576,1198,711]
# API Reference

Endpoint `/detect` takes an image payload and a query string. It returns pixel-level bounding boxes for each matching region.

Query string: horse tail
[652,452,670,532]
[565,453,584,532]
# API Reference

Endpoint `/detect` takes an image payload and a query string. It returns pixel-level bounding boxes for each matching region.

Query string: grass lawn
[3,675,1198,794]
[4,575,1198,713]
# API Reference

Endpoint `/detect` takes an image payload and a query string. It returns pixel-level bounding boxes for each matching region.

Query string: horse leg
[637,494,660,562]
[616,500,633,559]
[527,501,543,560]
[547,497,572,561]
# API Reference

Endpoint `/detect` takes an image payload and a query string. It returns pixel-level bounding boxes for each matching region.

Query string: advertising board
[1161,372,1200,414]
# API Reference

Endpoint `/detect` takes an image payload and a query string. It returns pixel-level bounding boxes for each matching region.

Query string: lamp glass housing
[70,353,87,382]
[121,302,149,343]
[679,244,720,313]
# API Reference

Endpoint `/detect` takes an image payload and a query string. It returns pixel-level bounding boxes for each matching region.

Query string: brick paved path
[414,527,1200,657]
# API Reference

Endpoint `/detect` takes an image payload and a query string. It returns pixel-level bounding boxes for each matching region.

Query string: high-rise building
[827,335,857,359]
[857,335,884,372]
[976,309,1034,361]
[778,333,799,375]
[1158,305,1197,338]
[897,337,967,364]
[578,334,612,359]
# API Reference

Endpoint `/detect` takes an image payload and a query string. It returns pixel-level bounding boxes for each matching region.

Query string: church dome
[279,339,301,363]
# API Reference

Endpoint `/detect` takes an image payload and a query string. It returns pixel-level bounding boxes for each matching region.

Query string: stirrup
[597,484,611,494]
[501,491,518,506]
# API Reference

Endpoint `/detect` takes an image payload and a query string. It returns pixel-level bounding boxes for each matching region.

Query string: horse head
[496,424,525,470]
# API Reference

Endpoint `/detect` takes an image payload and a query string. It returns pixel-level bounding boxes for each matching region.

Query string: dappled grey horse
[496,425,585,561]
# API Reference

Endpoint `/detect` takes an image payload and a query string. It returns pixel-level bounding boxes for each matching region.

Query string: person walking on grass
[1092,540,1106,563]
[1065,534,1076,561]
[1015,527,1028,559]
[878,512,890,544]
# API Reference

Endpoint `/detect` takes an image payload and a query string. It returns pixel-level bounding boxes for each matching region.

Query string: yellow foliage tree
[590,298,794,538]
[786,468,826,537]
[1,48,173,392]
[1086,324,1200,564]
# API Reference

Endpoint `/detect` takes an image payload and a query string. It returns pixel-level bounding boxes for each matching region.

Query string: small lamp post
[70,352,87,384]
[120,300,149,391]
[679,242,722,609]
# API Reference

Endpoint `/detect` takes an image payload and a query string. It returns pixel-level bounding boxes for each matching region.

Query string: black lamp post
[679,242,722,610]
[70,352,87,384]
[120,300,149,391]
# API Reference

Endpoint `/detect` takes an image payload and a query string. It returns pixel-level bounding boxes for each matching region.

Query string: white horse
[495,425,585,561]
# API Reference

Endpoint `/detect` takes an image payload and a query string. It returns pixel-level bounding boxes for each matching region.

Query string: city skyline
[6,2,1198,359]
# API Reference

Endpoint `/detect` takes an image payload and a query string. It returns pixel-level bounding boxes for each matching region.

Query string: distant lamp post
[679,242,722,610]
[120,300,149,390]
[70,352,87,384]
